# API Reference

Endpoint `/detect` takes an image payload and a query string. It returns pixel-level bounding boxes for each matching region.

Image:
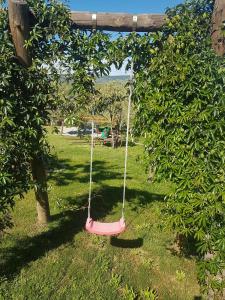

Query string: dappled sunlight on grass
[0,134,201,300]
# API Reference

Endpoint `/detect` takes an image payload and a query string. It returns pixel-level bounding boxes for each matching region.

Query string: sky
[68,0,183,14]
[67,0,185,75]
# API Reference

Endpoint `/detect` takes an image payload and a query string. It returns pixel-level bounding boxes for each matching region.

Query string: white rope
[88,62,134,220]
[122,61,134,219]
[88,119,94,219]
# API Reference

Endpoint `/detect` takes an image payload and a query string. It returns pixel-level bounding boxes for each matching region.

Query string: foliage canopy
[133,0,225,294]
[0,0,111,230]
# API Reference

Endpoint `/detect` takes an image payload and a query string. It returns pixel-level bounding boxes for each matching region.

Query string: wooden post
[8,0,50,224]
[207,2,225,298]
[212,0,225,56]
[8,0,32,66]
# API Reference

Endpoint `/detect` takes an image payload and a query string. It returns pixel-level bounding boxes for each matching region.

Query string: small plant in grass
[122,284,138,300]
[94,253,111,272]
[141,257,155,270]
[110,273,123,289]
[139,287,158,300]
[90,234,107,249]
[175,270,186,282]
[136,222,152,231]
[55,196,80,211]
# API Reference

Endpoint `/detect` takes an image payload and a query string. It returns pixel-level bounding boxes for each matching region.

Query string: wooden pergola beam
[70,11,166,32]
[7,0,225,61]
[211,0,225,56]
[8,0,32,66]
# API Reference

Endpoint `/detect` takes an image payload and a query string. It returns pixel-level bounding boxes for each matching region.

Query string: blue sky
[67,0,185,75]
[68,0,184,14]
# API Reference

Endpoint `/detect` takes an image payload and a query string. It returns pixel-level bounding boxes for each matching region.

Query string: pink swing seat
[85,217,126,236]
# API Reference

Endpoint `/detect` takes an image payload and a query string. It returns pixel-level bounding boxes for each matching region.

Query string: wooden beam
[70,12,166,32]
[8,0,32,66]
[211,0,225,56]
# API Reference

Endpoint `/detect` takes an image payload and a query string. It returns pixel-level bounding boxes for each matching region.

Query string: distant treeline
[96,75,129,83]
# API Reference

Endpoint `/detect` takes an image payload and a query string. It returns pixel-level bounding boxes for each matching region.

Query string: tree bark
[60,119,64,135]
[110,115,115,148]
[31,157,50,224]
[211,0,225,56]
[111,126,115,148]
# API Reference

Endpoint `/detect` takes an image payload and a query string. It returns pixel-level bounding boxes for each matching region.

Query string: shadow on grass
[0,209,85,280]
[48,156,132,186]
[166,234,198,259]
[0,185,164,279]
[110,237,143,248]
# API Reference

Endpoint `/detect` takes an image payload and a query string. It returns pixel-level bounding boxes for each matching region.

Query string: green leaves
[94,81,128,130]
[132,0,225,295]
[0,0,73,232]
[1,0,224,295]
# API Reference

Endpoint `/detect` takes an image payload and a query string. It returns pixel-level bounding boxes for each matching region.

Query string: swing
[85,62,134,236]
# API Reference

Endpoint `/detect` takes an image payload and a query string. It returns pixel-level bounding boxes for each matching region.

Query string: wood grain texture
[8,0,31,66]
[70,12,166,32]
[211,0,225,56]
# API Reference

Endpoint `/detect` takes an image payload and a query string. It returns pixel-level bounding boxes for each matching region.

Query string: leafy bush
[133,0,225,295]
[0,2,31,232]
[0,0,73,230]
[0,0,113,232]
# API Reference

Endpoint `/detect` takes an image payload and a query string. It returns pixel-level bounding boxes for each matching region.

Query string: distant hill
[96,75,129,83]
[60,75,129,84]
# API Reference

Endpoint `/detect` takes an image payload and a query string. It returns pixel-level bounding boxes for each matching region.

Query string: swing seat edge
[85,217,126,236]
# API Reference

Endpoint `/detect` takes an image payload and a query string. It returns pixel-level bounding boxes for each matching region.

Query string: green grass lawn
[0,133,201,300]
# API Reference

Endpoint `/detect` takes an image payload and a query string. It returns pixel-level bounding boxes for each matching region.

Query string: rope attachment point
[132,15,138,32]
[92,13,97,30]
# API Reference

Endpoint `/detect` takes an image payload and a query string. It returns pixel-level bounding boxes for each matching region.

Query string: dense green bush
[0,0,112,232]
[133,0,225,295]
[0,2,31,231]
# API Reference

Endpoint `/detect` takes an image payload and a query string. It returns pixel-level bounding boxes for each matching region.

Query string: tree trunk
[130,128,134,143]
[31,156,50,224]
[60,119,64,135]
[110,115,115,148]
[111,125,115,148]
[8,1,50,225]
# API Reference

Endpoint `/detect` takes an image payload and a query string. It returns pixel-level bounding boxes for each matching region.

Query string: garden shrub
[0,0,112,232]
[133,0,225,295]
